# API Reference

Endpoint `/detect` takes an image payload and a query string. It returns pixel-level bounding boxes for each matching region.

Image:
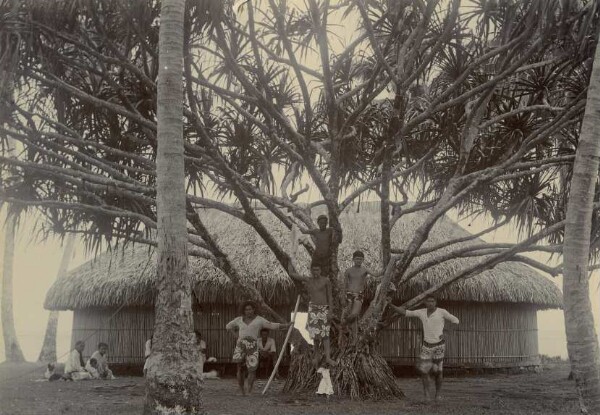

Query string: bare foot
[326,358,338,367]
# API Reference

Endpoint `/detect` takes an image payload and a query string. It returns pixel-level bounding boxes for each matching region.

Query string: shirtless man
[288,263,336,367]
[304,215,342,277]
[341,250,382,327]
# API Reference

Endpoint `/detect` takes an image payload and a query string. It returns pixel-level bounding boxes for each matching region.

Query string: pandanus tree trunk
[563,38,600,414]
[284,231,404,399]
[38,234,75,363]
[1,209,25,362]
[143,0,204,413]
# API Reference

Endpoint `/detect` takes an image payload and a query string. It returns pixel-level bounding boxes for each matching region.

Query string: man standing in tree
[288,264,336,367]
[304,215,342,277]
[390,295,459,401]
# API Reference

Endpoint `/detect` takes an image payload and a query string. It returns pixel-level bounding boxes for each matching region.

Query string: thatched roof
[45,203,562,310]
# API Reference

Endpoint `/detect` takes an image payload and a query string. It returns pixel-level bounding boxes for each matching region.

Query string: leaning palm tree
[143,0,203,413]
[1,207,25,362]
[0,0,25,363]
[37,234,75,363]
[563,31,600,414]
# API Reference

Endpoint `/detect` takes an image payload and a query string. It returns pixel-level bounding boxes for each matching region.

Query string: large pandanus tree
[1,0,599,400]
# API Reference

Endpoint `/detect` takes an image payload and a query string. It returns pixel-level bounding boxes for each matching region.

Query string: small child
[85,358,100,379]
[341,250,382,326]
[288,263,336,367]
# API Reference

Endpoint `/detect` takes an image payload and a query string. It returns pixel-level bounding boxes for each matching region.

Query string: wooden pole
[262,295,301,395]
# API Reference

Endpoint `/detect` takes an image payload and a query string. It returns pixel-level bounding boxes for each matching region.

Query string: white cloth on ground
[405,308,459,343]
[316,367,333,395]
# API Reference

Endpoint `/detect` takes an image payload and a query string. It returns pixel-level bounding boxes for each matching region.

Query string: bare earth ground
[0,362,578,415]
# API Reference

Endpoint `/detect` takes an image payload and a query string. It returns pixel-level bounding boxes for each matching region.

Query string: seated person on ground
[90,342,116,379]
[64,340,92,381]
[257,328,277,377]
[85,358,100,379]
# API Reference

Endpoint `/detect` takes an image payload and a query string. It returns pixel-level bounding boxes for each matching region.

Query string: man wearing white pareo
[64,340,92,381]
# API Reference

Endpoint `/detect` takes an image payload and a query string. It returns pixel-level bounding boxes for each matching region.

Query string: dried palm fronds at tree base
[284,347,404,400]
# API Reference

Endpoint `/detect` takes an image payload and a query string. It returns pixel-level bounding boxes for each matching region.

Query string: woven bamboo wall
[71,305,293,364]
[377,302,540,368]
[72,302,539,368]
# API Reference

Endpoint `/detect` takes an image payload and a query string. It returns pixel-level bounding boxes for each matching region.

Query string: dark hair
[240,300,257,313]
[309,262,322,270]
[317,215,328,222]
[98,342,108,348]
[424,295,437,301]
[260,328,269,334]
[194,330,201,337]
[353,250,364,259]
[89,358,97,365]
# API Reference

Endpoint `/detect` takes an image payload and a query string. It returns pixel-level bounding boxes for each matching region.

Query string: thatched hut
[45,203,561,371]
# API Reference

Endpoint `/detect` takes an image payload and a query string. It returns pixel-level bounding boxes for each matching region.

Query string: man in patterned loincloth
[226,301,291,395]
[232,336,259,373]
[391,295,459,401]
[341,250,382,328]
[289,263,336,367]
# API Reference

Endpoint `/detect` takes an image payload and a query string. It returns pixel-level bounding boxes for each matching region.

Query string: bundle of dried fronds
[283,350,320,393]
[284,344,404,400]
[334,350,404,400]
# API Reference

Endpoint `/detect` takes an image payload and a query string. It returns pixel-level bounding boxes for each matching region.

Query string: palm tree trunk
[1,209,25,362]
[143,0,204,413]
[37,234,75,363]
[563,38,600,414]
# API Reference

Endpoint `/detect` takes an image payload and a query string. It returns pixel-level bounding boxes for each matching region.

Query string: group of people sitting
[45,341,115,381]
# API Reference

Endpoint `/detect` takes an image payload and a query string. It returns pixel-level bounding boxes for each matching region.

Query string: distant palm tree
[38,234,75,363]
[0,0,25,362]
[1,208,26,362]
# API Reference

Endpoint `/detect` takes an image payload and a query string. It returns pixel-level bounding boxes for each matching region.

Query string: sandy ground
[0,362,579,415]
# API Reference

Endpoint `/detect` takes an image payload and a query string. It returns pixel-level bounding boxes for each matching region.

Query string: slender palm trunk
[38,234,75,363]
[563,39,600,414]
[1,209,25,362]
[143,0,203,413]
